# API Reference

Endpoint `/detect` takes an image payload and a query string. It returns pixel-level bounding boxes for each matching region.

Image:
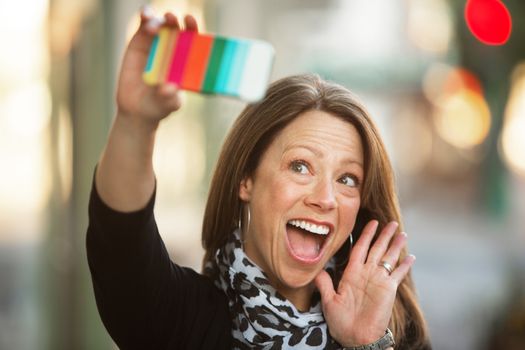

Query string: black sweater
[86,182,232,350]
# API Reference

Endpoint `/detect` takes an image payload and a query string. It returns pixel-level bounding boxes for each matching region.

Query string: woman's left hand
[314,220,415,347]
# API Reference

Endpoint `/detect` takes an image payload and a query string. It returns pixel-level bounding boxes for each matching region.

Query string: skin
[97,8,414,348]
[239,110,364,311]
[96,11,197,212]
[240,110,415,346]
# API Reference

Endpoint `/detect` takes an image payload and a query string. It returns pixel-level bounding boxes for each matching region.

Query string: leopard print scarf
[206,229,341,350]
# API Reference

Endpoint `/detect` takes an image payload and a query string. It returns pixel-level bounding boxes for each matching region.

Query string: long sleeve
[86,173,232,349]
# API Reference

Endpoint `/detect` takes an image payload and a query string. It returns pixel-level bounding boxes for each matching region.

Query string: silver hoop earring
[247,206,251,231]
[238,206,243,231]
[349,233,353,250]
[238,204,251,237]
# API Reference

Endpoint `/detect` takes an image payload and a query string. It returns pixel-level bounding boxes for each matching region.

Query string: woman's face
[239,109,364,304]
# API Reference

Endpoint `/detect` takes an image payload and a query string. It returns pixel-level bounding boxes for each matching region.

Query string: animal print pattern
[206,229,343,349]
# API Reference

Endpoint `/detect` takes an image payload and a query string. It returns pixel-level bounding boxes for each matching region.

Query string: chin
[277,260,324,289]
[282,273,313,289]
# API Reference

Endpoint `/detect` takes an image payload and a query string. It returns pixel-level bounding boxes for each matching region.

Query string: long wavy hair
[201,74,430,349]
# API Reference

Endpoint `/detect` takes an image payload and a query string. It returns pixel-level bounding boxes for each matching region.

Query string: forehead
[272,110,364,162]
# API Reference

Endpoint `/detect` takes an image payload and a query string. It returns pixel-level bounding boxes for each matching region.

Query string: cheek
[264,174,305,208]
[250,175,300,238]
[340,197,361,230]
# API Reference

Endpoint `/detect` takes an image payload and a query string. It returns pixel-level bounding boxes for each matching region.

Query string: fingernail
[409,254,416,260]
[141,4,154,18]
[400,232,408,237]
[159,83,178,97]
[146,16,165,30]
[164,83,177,93]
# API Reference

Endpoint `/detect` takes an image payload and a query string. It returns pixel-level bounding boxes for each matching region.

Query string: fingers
[156,83,182,111]
[314,270,336,302]
[184,15,199,31]
[141,7,166,34]
[158,83,178,97]
[345,218,415,287]
[164,12,181,29]
[375,229,414,285]
[140,6,199,34]
[140,5,155,21]
[349,220,379,265]
[366,221,399,264]
[390,254,416,284]
[380,232,407,268]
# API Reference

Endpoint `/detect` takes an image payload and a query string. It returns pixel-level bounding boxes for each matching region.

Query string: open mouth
[285,219,332,262]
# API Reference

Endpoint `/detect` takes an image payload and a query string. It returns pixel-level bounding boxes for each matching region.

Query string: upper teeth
[288,220,330,235]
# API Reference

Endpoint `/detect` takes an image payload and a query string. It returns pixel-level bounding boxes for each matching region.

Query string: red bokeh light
[465,0,512,45]
[443,68,484,96]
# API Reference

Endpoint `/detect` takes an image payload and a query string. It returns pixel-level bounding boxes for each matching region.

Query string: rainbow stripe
[143,30,274,102]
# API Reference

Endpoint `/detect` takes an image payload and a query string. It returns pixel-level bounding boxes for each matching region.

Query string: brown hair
[202,74,430,349]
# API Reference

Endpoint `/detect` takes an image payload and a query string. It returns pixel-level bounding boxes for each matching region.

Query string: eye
[290,160,309,175]
[338,174,358,188]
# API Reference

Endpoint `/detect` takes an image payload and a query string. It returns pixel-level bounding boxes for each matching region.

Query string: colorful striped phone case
[143,29,275,102]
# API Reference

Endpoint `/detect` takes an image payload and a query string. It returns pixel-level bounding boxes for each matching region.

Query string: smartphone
[143,29,275,102]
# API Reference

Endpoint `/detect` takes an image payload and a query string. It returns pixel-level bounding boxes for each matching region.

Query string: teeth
[287,220,330,235]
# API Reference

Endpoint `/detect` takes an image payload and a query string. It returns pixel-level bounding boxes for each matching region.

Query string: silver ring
[379,261,393,275]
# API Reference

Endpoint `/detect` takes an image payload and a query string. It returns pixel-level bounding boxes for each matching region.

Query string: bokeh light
[500,63,525,176]
[434,89,491,149]
[465,0,512,45]
[57,104,73,203]
[423,63,454,102]
[0,0,49,85]
[3,81,51,137]
[407,0,453,54]
[425,66,491,149]
[441,68,484,96]
[501,117,525,176]
[0,0,51,243]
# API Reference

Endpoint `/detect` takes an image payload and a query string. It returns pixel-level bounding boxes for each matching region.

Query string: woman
[87,9,431,350]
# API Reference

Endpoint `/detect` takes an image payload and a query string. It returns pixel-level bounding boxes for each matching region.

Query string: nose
[305,177,337,211]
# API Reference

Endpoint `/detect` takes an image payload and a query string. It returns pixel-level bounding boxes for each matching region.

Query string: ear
[239,177,253,202]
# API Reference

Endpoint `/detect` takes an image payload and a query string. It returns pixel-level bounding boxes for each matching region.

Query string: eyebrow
[283,144,364,167]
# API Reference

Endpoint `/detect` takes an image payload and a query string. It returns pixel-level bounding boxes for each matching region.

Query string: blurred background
[0,0,524,349]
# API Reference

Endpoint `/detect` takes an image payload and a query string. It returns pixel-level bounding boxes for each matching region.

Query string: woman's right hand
[116,8,199,126]
[96,9,199,212]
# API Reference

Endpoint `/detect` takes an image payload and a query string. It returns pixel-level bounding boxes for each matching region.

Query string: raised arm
[96,9,199,211]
